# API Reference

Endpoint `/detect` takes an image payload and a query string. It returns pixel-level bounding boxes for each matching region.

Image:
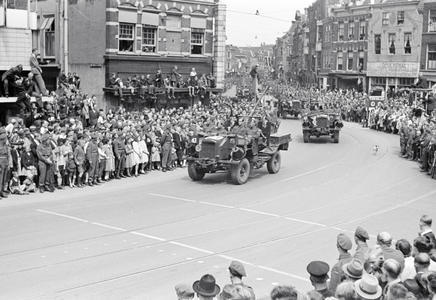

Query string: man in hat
[307,261,335,298]
[330,233,353,291]
[354,274,382,300]
[342,258,364,282]
[160,124,173,172]
[86,133,100,186]
[36,134,54,193]
[354,226,370,262]
[228,261,255,299]
[192,274,220,300]
[175,283,194,300]
[0,129,10,200]
[219,284,235,300]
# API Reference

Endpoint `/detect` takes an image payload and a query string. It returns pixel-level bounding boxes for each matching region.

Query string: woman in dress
[132,135,141,177]
[102,138,114,180]
[138,135,149,174]
[124,137,134,177]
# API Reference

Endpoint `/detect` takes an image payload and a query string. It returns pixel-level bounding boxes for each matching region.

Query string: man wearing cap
[36,134,54,193]
[330,233,353,291]
[228,261,255,299]
[193,274,220,300]
[307,261,335,298]
[354,226,370,262]
[86,133,100,186]
[113,132,126,179]
[355,274,382,300]
[175,283,194,300]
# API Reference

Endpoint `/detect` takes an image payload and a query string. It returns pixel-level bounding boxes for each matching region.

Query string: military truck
[302,112,343,143]
[278,99,302,118]
[186,118,292,185]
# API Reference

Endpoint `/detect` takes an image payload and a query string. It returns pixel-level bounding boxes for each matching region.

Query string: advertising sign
[367,62,419,78]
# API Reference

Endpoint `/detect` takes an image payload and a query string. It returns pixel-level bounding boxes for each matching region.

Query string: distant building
[367,0,423,94]
[420,0,436,88]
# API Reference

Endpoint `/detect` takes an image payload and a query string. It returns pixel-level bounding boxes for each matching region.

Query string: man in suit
[377,232,405,270]
[419,215,436,248]
[30,49,49,96]
[86,133,100,186]
[113,132,126,179]
[1,64,23,97]
[160,124,173,172]
[37,134,54,193]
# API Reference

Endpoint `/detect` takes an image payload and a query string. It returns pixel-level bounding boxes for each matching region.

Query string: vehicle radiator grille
[199,143,216,159]
[316,118,327,127]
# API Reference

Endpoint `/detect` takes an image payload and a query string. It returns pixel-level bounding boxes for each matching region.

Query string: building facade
[367,0,423,94]
[420,0,436,88]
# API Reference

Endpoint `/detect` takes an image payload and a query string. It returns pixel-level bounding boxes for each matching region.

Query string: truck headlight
[195,145,202,152]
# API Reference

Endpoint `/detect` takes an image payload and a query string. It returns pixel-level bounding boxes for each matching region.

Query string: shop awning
[336,75,362,80]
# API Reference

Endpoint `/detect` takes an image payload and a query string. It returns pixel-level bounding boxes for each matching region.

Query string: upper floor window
[397,11,405,25]
[142,25,157,53]
[338,23,344,41]
[358,51,364,71]
[6,0,28,9]
[191,28,204,55]
[375,34,381,54]
[359,21,366,40]
[348,22,355,40]
[429,10,436,32]
[404,33,411,54]
[388,34,396,54]
[119,23,135,52]
[347,52,353,70]
[428,44,436,69]
[337,52,343,70]
[382,13,389,26]
[45,19,55,57]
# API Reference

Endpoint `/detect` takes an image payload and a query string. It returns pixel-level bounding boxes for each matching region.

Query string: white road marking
[130,231,166,242]
[239,208,279,217]
[169,241,214,255]
[199,201,234,208]
[36,209,89,223]
[92,222,127,232]
[149,193,196,203]
[285,217,327,227]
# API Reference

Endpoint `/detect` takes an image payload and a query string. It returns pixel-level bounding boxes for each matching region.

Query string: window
[348,22,355,40]
[388,34,396,54]
[404,33,411,54]
[428,45,436,69]
[6,0,28,9]
[399,78,413,86]
[382,12,389,26]
[142,25,157,53]
[358,51,364,71]
[359,21,366,40]
[119,23,135,52]
[373,77,386,85]
[191,28,204,54]
[375,34,381,54]
[337,52,343,70]
[338,23,344,41]
[429,10,436,32]
[45,19,55,57]
[348,52,353,70]
[397,11,405,25]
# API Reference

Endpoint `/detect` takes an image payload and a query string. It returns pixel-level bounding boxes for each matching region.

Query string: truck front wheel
[231,158,250,185]
[188,162,205,181]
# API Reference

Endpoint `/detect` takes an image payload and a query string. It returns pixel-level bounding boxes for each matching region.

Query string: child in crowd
[23,173,36,193]
[66,152,76,188]
[9,171,28,195]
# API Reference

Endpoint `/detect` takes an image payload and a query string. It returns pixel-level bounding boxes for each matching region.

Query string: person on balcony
[30,49,49,96]
[1,64,23,97]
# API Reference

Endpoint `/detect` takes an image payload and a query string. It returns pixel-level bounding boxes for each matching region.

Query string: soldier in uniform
[330,233,353,291]
[306,261,335,298]
[228,261,255,300]
[354,226,370,263]
[0,129,10,200]
[37,134,54,193]
[86,133,100,186]
[113,132,126,179]
[160,124,173,172]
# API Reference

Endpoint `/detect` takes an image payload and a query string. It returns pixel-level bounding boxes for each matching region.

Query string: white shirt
[400,256,416,281]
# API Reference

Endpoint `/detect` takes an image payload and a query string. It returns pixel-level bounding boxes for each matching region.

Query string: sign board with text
[367,62,419,78]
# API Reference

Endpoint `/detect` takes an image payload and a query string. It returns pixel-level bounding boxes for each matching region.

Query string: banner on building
[367,62,419,78]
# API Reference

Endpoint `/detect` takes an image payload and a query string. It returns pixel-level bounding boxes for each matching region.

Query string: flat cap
[228,261,247,277]
[41,134,50,142]
[355,226,370,241]
[337,233,352,250]
[307,261,330,278]
[175,283,195,298]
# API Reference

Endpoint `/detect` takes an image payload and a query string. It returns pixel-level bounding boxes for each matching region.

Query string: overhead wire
[227,9,291,23]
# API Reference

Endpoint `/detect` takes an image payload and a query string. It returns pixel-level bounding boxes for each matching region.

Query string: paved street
[1,119,435,300]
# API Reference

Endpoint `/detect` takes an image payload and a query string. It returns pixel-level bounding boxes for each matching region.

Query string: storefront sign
[367,62,419,78]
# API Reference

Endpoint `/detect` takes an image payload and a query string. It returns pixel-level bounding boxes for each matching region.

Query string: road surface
[1,119,435,299]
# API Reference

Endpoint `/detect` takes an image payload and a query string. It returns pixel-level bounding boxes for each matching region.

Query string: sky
[224,0,317,47]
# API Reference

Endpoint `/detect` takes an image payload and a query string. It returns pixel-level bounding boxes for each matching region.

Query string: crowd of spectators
[174,216,436,300]
[107,66,217,102]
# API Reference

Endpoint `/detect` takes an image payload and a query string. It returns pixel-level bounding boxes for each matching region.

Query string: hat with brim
[219,284,235,300]
[193,274,220,297]
[342,259,364,279]
[355,274,382,300]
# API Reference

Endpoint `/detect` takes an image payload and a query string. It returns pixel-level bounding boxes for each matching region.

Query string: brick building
[367,0,423,93]
[420,0,436,88]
